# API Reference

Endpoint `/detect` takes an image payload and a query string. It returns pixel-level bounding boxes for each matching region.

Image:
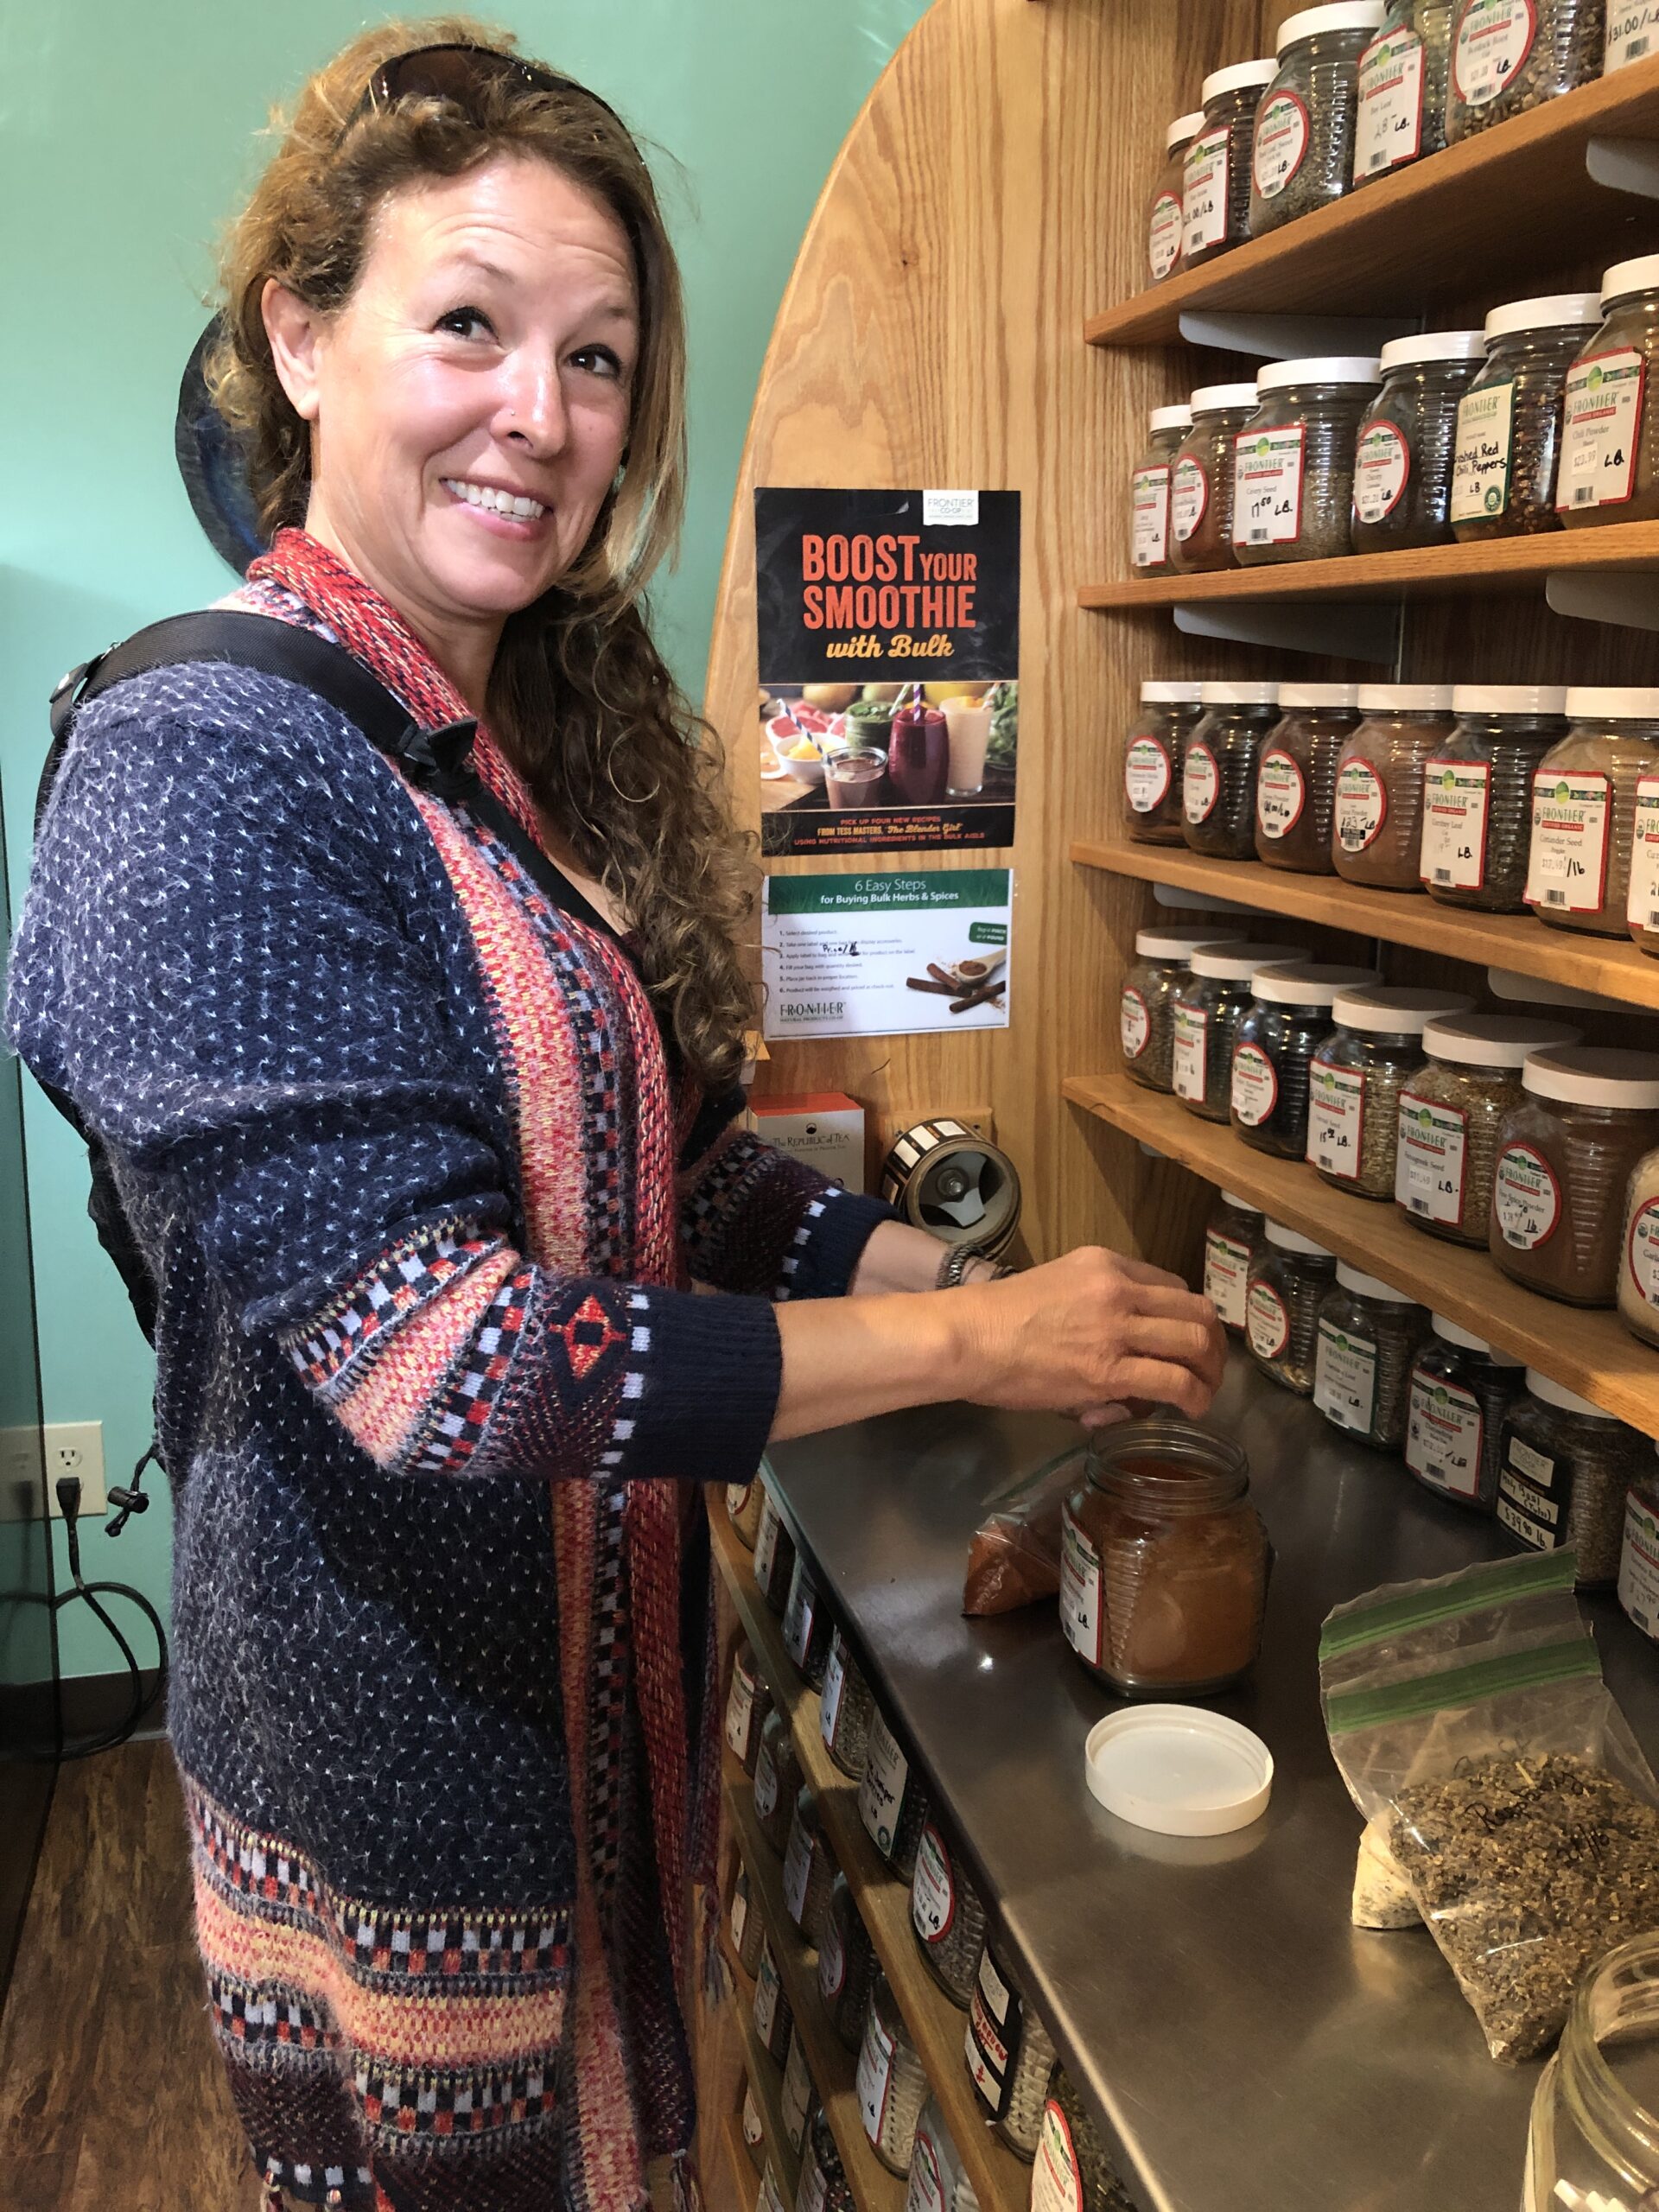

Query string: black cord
[47,1469,168,1759]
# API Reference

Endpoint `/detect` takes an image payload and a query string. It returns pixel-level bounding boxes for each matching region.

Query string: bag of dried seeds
[1319,1548,1659,2062]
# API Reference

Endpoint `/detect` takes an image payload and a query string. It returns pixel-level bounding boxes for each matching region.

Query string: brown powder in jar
[1066,1468,1268,1690]
[1333,691,1456,889]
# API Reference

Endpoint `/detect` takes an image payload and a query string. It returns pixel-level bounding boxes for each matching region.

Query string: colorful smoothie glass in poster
[753,487,1020,857]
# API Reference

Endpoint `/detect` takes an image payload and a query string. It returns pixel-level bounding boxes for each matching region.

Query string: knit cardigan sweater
[5,566,892,2212]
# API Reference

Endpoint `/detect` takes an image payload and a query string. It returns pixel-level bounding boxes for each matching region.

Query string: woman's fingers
[1121,1313,1225,1376]
[1100,1355,1218,1420]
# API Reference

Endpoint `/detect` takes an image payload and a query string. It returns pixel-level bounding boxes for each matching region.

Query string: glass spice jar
[1058,1418,1271,1695]
[1254,682,1362,870]
[1522,1932,1659,2212]
[1230,960,1382,1159]
[726,1642,772,1774]
[1247,1220,1338,1395]
[1607,0,1659,66]
[858,1701,931,1878]
[1491,1046,1659,1306]
[1249,3,1386,237]
[1203,1187,1266,1335]
[783,1786,838,1952]
[819,1873,880,2054]
[730,1862,766,1977]
[753,1935,794,2067]
[728,1478,764,1548]
[1421,684,1569,910]
[1333,683,1456,888]
[1121,927,1238,1094]
[858,1974,928,2177]
[1529,687,1659,935]
[1129,404,1192,576]
[1558,256,1659,527]
[781,2026,814,2157]
[753,1480,798,1615]
[1405,1314,1526,1513]
[1351,331,1485,551]
[1170,382,1260,573]
[1147,113,1202,284]
[965,1938,1057,2161]
[1233,356,1382,564]
[754,1706,806,1854]
[1183,682,1281,859]
[758,2160,790,2212]
[1447,0,1606,143]
[910,1815,991,2010]
[906,2101,979,2212]
[1626,736,1659,954]
[1033,2068,1134,2212]
[1122,679,1204,844]
[1306,985,1473,1198]
[1313,1263,1430,1451]
[1183,60,1279,269]
[1617,1448,1659,1641]
[1173,942,1308,1121]
[782,1552,831,1689]
[1451,293,1603,538]
[819,1624,874,1780]
[742,2081,766,2174]
[1497,1370,1649,1584]
[1395,1014,1582,1244]
[1619,1146,1659,1345]
[799,2107,855,2212]
[1353,0,1455,183]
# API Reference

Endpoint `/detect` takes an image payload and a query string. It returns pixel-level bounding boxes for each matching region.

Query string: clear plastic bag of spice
[1319,1548,1659,2063]
[962,1443,1086,1616]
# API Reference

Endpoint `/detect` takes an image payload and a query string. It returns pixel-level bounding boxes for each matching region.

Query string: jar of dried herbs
[728,1478,764,1548]
[1352,331,1485,551]
[1497,1371,1649,1584]
[1421,684,1569,910]
[1354,0,1454,182]
[964,1937,1057,2161]
[1246,1220,1338,1395]
[1170,383,1260,573]
[1529,688,1659,934]
[1617,1452,1659,1641]
[1255,683,1361,871]
[1130,404,1192,576]
[1607,1,1659,66]
[1447,0,1605,143]
[1231,960,1382,1160]
[1308,985,1473,1198]
[1451,294,1602,538]
[910,1816,989,2009]
[753,1481,797,1615]
[1491,1046,1659,1306]
[1204,1187,1265,1335]
[1147,113,1202,284]
[1122,927,1238,1094]
[858,1700,931,1878]
[1122,680,1203,845]
[1183,60,1279,269]
[1333,683,1456,888]
[1183,682,1281,859]
[819,1873,880,2053]
[783,1786,838,1951]
[1173,942,1307,1121]
[1313,1263,1430,1451]
[799,2106,855,2212]
[730,1862,766,1977]
[1405,1316,1526,1512]
[782,1551,830,1688]
[754,1707,805,1854]
[1233,356,1382,563]
[726,1642,772,1774]
[819,1624,874,1780]
[1558,256,1659,528]
[1249,3,1385,237]
[858,1975,928,2176]
[1032,2067,1134,2212]
[1395,1014,1582,1244]
[753,1935,794,2067]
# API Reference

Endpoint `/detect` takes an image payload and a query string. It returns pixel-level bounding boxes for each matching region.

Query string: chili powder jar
[1333,683,1455,889]
[1557,257,1659,529]
[1491,1046,1659,1306]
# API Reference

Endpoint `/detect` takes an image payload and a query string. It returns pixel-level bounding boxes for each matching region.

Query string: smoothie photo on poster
[759,677,1018,842]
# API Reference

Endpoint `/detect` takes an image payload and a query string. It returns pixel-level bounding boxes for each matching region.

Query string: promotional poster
[761,870,1013,1042]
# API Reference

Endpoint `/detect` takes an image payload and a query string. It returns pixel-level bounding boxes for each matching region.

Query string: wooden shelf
[1071,837,1659,1015]
[1085,54,1659,347]
[1063,1067,1659,1433]
[721,1933,802,2203]
[724,2111,762,2212]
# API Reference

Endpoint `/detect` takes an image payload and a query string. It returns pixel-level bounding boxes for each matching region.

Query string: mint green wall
[1,1,929,1675]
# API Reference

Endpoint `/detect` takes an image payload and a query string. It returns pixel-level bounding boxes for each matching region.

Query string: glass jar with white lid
[1204,1187,1266,1334]
[1230,960,1382,1159]
[1249,3,1385,237]
[1332,683,1456,889]
[1351,329,1485,552]
[1255,682,1362,872]
[1173,941,1308,1121]
[1450,293,1603,539]
[1447,0,1605,142]
[1395,1014,1583,1246]
[1313,1263,1429,1451]
[1491,1046,1659,1306]
[1527,687,1659,936]
[1353,0,1455,184]
[1122,680,1203,845]
[1183,681,1281,859]
[1246,1221,1338,1394]
[1169,382,1260,573]
[1421,684,1568,911]
[1147,112,1202,284]
[1307,985,1473,1198]
[1183,60,1279,270]
[1121,927,1239,1094]
[1405,1314,1525,1514]
[1130,404,1192,576]
[1233,356,1382,564]
[1557,255,1659,528]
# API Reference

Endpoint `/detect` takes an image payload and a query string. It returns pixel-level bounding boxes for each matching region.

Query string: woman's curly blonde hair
[208,16,755,1092]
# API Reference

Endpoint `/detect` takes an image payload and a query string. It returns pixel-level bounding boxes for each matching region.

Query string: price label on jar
[965,1946,1018,2117]
[1234,424,1306,548]
[725,1666,757,1761]
[1314,1320,1379,1435]
[1308,1061,1366,1181]
[753,1739,780,1824]
[1230,1041,1280,1128]
[906,2129,950,2212]
[1627,1197,1659,1306]
[1618,1488,1659,1640]
[1356,26,1425,176]
[1450,378,1516,524]
[753,1496,780,1592]
[1246,1280,1291,1361]
[1204,1228,1252,1329]
[1420,759,1491,890]
[1497,1433,1568,1554]
[1172,454,1209,542]
[730,1878,749,1952]
[1608,2,1659,68]
[1354,421,1411,524]
[1123,735,1173,815]
[1172,1003,1208,1102]
[858,1707,909,1858]
[1252,88,1310,199]
[782,2033,813,2152]
[1058,1503,1104,1668]
[817,1910,846,2003]
[760,2164,789,2212]
[1182,128,1230,259]
[1526,769,1611,913]
[1032,2099,1085,2212]
[1256,747,1306,839]
[726,1479,753,1520]
[1406,1374,1485,1499]
[1627,776,1659,930]
[799,2160,829,2212]
[1184,741,1221,823]
[855,2005,895,2145]
[1395,1092,1468,1225]
[1120,985,1152,1059]
[1558,351,1646,512]
[753,1945,784,2047]
[783,1571,817,1668]
[782,1815,814,1927]
[1132,464,1173,569]
[1494,1141,1562,1249]
[1453,0,1539,108]
[911,1823,957,1943]
[1335,759,1389,855]
[819,1639,845,1748]
[1147,188,1183,281]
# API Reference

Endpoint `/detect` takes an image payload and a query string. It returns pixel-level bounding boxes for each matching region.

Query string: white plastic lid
[1188,940,1307,981]
[1483,292,1603,341]
[1084,1707,1273,1836]
[1255,355,1382,392]
[1252,962,1382,1008]
[1429,1314,1522,1361]
[1134,928,1240,961]
[1521,1046,1659,1110]
[1451,684,1568,715]
[1277,2,1384,48]
[1334,1262,1414,1302]
[1151,404,1195,435]
[1602,252,1659,307]
[1378,329,1487,372]
[1219,1189,1262,1214]
[1167,111,1206,151]
[1140,679,1205,704]
[1356,683,1455,713]
[1522,1370,1618,1420]
[1278,683,1360,709]
[1264,1218,1333,1256]
[1565,687,1659,720]
[1202,58,1281,102]
[1198,680,1279,706]
[1190,380,1262,414]
[1421,1014,1582,1069]
[1331,987,1473,1034]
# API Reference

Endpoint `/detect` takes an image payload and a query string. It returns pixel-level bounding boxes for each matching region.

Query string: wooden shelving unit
[721,1931,802,2205]
[724,2111,763,2212]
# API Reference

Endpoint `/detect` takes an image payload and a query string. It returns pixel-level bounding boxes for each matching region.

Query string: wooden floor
[0,1739,255,2212]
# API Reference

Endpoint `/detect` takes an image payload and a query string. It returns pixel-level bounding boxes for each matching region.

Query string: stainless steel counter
[764,1356,1659,2212]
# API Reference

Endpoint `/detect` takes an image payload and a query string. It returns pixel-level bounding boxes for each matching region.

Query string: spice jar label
[1032,2100,1085,2212]
[1205,1229,1252,1328]
[1183,742,1221,823]
[1609,3,1659,68]
[782,2033,813,2151]
[1453,0,1539,107]
[1172,454,1210,541]
[1497,1436,1567,1553]
[800,2161,829,2212]
[753,1948,782,2046]
[855,2007,895,2145]
[1132,465,1172,569]
[906,2130,949,2212]
[1182,128,1230,258]
[1257,748,1306,839]
[1626,1197,1659,1305]
[1308,1061,1366,1181]
[1247,1280,1291,1361]
[1335,760,1389,855]
[1233,424,1306,548]
[725,1667,757,1761]
[783,1816,814,1927]
[1058,1503,1105,1668]
[859,1711,909,1858]
[761,2165,789,2212]
[1147,190,1183,282]
[820,1641,846,1747]
[1124,735,1173,813]
[742,2094,765,2153]
[1120,986,1152,1059]
[783,1576,817,1667]
[753,1500,779,1593]
[1421,759,1491,890]
[818,1910,846,2002]
[1451,378,1516,523]
[1356,28,1425,176]
[1526,769,1611,913]
[753,1743,780,1823]
[1494,1141,1562,1249]
[1396,1092,1469,1225]
[731,1881,749,1950]
[1406,1374,1484,1498]
[966,1948,1017,2115]
[1618,1490,1659,1640]
[1314,1320,1379,1435]
[1354,422,1411,523]
[1626,776,1659,930]
[727,1480,753,1518]
[912,1823,957,1943]
[1558,351,1645,512]
[1231,1042,1281,1128]
[1252,88,1310,200]
[1173,1004,1209,1102]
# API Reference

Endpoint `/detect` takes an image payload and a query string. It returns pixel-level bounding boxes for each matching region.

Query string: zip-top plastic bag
[962,1442,1087,1616]
[1319,1549,1659,2062]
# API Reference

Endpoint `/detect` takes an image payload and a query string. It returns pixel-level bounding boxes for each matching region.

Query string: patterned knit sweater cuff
[780,1183,897,1302]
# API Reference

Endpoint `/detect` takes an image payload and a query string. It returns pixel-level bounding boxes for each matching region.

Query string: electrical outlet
[0,1422,106,1521]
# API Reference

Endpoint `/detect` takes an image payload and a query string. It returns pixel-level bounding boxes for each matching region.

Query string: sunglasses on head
[350,42,627,138]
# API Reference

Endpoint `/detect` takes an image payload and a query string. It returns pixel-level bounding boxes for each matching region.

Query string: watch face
[175,317,268,576]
